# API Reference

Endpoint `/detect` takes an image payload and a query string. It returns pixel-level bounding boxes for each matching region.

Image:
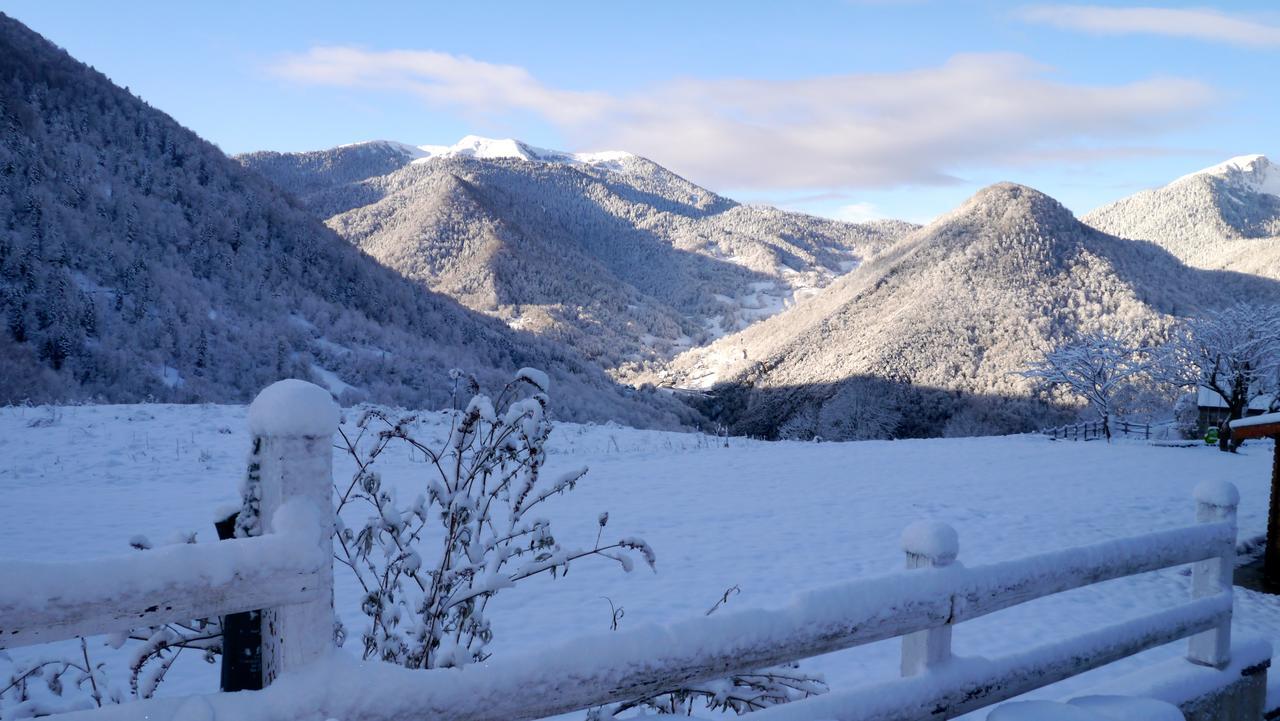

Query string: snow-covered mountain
[363,135,638,171]
[654,183,1280,440]
[238,139,914,374]
[0,14,698,428]
[1174,154,1280,197]
[1084,155,1280,277]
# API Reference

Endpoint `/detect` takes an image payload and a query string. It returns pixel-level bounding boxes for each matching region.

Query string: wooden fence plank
[0,530,324,650]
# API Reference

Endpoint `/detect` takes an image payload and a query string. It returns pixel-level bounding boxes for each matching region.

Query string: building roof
[1197,386,1277,411]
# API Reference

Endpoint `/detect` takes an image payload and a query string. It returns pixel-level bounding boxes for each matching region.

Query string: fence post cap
[1193,480,1240,509]
[249,379,339,438]
[902,520,959,564]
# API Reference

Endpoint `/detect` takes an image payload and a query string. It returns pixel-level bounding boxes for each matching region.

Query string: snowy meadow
[2,402,1278,717]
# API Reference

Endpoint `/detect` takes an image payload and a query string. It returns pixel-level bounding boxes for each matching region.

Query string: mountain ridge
[654,180,1280,439]
[238,139,916,373]
[1172,154,1280,198]
[0,13,697,428]
[1084,154,1280,278]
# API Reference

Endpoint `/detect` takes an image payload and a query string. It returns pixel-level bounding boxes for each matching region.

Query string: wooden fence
[0,379,337,686]
[1044,419,1151,441]
[0,381,1249,721]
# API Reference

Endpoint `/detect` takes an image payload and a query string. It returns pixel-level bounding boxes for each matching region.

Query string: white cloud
[270,47,612,125]
[271,48,1215,190]
[1018,5,1280,47]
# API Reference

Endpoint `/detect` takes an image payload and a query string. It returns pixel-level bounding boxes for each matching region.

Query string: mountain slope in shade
[0,14,697,428]
[654,183,1280,440]
[239,140,915,374]
[1084,155,1280,277]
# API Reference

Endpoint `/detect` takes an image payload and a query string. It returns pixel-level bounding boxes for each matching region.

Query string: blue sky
[7,1,1278,222]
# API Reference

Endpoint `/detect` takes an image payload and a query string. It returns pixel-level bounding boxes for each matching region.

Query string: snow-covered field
[2,403,1278,718]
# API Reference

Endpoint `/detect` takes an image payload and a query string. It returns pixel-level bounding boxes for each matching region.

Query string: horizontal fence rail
[41,596,1236,721]
[40,480,1242,721]
[0,504,325,650]
[750,593,1233,721]
[952,521,1233,624]
[1,379,340,694]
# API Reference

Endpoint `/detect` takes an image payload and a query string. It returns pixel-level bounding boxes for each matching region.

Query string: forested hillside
[240,139,914,373]
[656,183,1280,440]
[1084,155,1280,278]
[0,14,697,428]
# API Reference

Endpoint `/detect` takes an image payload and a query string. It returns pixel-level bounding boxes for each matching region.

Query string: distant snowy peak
[346,135,637,172]
[1173,154,1280,198]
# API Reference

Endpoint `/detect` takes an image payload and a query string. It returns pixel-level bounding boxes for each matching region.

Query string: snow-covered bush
[589,587,827,719]
[0,638,116,716]
[1173,392,1200,439]
[591,665,826,718]
[335,368,655,669]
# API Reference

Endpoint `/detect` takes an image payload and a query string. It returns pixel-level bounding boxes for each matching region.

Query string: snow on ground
[307,364,358,399]
[2,403,1278,718]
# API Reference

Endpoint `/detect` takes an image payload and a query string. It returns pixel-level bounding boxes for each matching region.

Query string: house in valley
[1197,386,1277,433]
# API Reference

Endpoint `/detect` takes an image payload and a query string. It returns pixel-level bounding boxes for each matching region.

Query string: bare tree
[1021,332,1151,441]
[1158,304,1280,452]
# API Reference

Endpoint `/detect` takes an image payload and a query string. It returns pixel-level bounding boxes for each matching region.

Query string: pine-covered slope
[1084,155,1280,277]
[239,140,914,374]
[655,183,1280,440]
[0,14,697,428]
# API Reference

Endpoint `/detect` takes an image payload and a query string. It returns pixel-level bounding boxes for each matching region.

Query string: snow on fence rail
[0,381,1247,721]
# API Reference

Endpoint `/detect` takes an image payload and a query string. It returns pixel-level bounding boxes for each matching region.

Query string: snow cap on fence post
[1193,480,1240,523]
[248,379,338,686]
[901,519,959,567]
[901,519,958,677]
[248,379,340,438]
[1188,480,1238,670]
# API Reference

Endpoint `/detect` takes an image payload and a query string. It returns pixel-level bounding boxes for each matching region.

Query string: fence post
[215,511,262,692]
[1188,480,1238,669]
[901,520,958,676]
[248,379,339,686]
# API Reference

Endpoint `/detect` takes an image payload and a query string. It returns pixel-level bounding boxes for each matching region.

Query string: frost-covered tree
[1021,332,1151,441]
[1158,304,1280,451]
